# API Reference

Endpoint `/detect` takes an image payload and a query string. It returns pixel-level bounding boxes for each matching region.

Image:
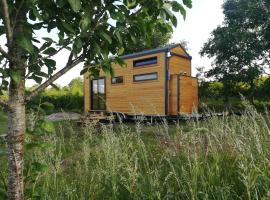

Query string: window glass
[92,80,98,94]
[133,57,157,67]
[98,78,105,93]
[112,76,124,84]
[134,73,158,82]
[92,78,105,110]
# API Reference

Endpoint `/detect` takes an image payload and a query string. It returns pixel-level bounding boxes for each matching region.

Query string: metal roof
[120,43,191,60]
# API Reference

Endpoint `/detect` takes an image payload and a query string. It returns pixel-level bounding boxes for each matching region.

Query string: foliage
[0,0,192,94]
[1,106,270,199]
[28,77,84,114]
[123,21,173,54]
[200,0,270,101]
[0,109,7,135]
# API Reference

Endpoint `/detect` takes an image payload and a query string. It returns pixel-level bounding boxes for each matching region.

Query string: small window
[133,57,157,67]
[133,72,158,82]
[111,76,124,84]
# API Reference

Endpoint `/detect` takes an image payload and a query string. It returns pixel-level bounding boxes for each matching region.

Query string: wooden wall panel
[169,75,178,116]
[169,56,191,76]
[191,78,199,112]
[84,52,166,115]
[170,46,188,56]
[179,76,198,114]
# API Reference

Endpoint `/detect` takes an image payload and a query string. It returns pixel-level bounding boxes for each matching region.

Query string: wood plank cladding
[179,76,198,114]
[101,52,166,115]
[169,56,191,76]
[169,75,178,116]
[84,44,198,116]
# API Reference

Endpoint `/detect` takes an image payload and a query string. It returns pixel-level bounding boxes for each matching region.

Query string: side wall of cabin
[179,76,198,114]
[84,52,167,115]
[168,46,195,115]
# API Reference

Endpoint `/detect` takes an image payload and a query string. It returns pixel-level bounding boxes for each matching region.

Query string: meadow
[1,105,270,199]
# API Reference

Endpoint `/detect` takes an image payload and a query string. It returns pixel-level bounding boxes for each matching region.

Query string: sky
[1,0,225,87]
[171,0,225,76]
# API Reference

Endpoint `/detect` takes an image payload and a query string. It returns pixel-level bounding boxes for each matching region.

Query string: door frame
[90,77,106,111]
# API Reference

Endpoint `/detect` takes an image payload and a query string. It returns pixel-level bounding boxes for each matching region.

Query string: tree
[0,0,191,199]
[200,0,270,103]
[68,77,83,95]
[124,20,173,54]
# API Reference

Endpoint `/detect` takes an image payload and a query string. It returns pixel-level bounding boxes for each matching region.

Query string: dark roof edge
[120,43,188,60]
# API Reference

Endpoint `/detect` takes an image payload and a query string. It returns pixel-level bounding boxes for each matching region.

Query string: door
[91,78,106,110]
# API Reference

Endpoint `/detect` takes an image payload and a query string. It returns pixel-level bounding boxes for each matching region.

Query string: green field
[1,108,270,199]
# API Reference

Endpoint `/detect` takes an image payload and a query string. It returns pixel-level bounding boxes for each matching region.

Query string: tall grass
[1,106,270,199]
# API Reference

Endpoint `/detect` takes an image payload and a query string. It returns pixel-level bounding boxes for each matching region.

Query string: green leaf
[0,26,5,36]
[44,59,56,68]
[73,38,82,54]
[42,37,54,43]
[93,42,101,54]
[18,37,34,54]
[114,57,126,67]
[183,0,192,8]
[80,15,91,31]
[80,67,88,75]
[0,149,6,157]
[11,70,21,84]
[32,162,48,172]
[41,102,55,112]
[100,31,112,44]
[43,47,57,55]
[118,47,125,55]
[171,16,177,27]
[41,121,55,133]
[32,75,43,84]
[171,2,187,20]
[62,22,75,34]
[115,31,123,45]
[40,42,52,51]
[68,0,81,12]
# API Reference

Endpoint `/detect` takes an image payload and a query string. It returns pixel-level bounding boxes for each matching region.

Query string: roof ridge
[120,43,182,59]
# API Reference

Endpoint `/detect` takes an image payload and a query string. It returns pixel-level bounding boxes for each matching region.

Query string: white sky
[1,0,225,87]
[171,0,224,76]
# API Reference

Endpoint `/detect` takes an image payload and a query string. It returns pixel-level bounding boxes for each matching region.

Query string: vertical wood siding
[84,52,166,115]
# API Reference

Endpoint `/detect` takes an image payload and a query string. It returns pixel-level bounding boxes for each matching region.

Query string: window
[91,78,106,110]
[111,76,124,84]
[133,57,157,67]
[133,72,158,82]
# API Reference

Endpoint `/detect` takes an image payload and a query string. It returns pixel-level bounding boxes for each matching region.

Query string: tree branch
[25,57,84,101]
[1,0,13,45]
[12,0,24,34]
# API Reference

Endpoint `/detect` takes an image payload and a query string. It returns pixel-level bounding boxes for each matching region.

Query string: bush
[27,77,84,114]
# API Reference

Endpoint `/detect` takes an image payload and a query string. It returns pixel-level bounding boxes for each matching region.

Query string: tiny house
[84,43,198,117]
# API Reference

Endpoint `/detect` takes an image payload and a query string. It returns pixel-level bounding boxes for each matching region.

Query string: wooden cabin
[84,43,198,117]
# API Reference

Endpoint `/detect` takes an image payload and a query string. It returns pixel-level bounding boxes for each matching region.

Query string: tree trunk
[7,81,25,200]
[6,2,26,199]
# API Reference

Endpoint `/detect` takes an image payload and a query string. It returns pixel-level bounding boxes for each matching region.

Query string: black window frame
[111,76,124,84]
[133,72,158,82]
[133,56,158,67]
